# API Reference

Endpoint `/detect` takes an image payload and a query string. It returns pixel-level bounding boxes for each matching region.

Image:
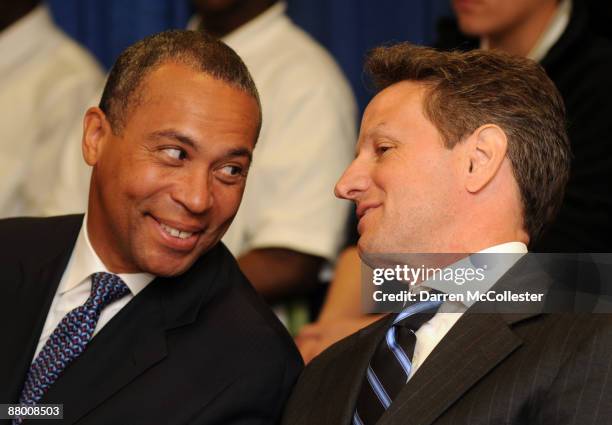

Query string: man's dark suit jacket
[281,255,612,425]
[0,215,303,424]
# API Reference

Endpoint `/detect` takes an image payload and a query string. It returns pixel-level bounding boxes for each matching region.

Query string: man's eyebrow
[367,124,402,144]
[150,130,253,161]
[354,122,395,157]
[224,148,253,163]
[149,130,198,150]
[367,122,394,139]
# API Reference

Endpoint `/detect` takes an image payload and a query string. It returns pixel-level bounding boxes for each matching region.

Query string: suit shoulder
[0,215,82,262]
[0,214,82,239]
[198,243,303,366]
[306,317,383,372]
[512,313,612,370]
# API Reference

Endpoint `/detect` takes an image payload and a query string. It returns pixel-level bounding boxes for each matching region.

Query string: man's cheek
[126,168,172,200]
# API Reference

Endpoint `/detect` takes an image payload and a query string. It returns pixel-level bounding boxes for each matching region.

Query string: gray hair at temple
[99,29,261,135]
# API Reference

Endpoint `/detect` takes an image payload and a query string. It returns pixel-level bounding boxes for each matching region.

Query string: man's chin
[150,264,191,277]
[357,238,425,269]
[357,237,388,256]
[138,253,197,277]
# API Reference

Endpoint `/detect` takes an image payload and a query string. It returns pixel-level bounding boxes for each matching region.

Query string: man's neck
[197,0,276,38]
[0,0,39,33]
[484,1,558,57]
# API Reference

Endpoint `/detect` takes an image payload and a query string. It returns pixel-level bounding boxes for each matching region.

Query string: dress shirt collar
[187,2,286,48]
[527,0,571,62]
[58,215,155,296]
[0,5,54,70]
[479,0,571,62]
[418,241,528,308]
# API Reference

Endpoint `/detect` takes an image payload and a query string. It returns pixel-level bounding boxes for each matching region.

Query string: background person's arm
[295,246,384,364]
[238,248,323,302]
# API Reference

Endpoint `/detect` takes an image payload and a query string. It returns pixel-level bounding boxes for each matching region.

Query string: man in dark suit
[281,43,612,424]
[0,30,302,424]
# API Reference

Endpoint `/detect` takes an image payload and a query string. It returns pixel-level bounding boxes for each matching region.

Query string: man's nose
[334,158,369,201]
[172,171,213,214]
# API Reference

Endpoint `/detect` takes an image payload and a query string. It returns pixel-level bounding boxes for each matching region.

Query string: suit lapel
[37,245,228,424]
[380,311,523,425]
[2,220,80,404]
[39,278,168,424]
[379,254,557,425]
[311,315,394,425]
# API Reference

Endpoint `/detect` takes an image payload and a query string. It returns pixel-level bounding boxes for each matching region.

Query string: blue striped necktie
[13,272,129,425]
[353,299,443,425]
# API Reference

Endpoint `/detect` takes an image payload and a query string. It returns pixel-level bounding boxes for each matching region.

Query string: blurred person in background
[296,0,612,363]
[296,245,383,364]
[448,0,612,252]
[190,0,357,312]
[0,0,103,218]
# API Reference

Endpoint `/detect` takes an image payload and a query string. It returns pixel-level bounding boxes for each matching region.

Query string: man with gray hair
[0,30,301,424]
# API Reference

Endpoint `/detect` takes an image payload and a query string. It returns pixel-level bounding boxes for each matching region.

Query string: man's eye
[220,165,243,176]
[163,148,186,160]
[375,145,392,155]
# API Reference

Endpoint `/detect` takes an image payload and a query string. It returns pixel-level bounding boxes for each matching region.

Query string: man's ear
[82,107,113,166]
[464,124,508,193]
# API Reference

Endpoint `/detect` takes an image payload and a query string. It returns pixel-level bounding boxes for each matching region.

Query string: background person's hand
[295,315,384,364]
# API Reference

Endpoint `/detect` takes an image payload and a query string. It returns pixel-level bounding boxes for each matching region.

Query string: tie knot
[90,272,130,309]
[393,299,442,331]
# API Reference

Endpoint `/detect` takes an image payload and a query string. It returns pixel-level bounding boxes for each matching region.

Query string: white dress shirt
[526,0,571,62]
[33,216,155,360]
[480,0,571,62]
[190,2,357,262]
[407,242,528,380]
[0,5,103,218]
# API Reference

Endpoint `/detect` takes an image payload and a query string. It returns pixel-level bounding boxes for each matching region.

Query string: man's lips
[152,215,204,233]
[148,215,204,250]
[356,203,381,220]
[356,203,381,235]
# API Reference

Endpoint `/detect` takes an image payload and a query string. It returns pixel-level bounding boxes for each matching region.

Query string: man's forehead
[358,83,428,135]
[118,62,196,126]
[359,122,397,141]
[136,63,216,101]
[374,80,429,102]
[122,63,259,126]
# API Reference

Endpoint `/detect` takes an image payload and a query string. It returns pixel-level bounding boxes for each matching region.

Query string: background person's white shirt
[480,0,571,62]
[33,216,154,360]
[191,2,357,262]
[0,5,103,218]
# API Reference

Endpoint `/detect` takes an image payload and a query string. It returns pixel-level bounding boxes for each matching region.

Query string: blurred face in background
[192,0,276,36]
[192,0,275,16]
[193,0,242,13]
[452,0,557,37]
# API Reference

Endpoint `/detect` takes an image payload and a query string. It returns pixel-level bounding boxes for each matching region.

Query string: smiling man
[281,43,612,425]
[0,30,302,424]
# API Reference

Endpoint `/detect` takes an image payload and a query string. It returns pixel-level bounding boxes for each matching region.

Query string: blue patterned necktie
[14,272,129,424]
[353,299,443,425]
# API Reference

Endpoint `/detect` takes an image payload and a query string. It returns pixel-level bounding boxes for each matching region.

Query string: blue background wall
[47,0,452,113]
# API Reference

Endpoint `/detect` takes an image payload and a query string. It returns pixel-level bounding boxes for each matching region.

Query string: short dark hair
[99,29,261,134]
[365,42,571,242]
